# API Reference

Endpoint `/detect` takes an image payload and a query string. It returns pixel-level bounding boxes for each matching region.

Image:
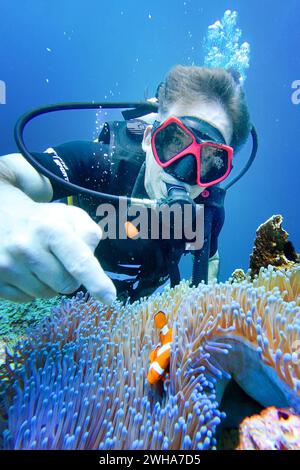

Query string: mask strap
[180,116,226,144]
[224,125,258,190]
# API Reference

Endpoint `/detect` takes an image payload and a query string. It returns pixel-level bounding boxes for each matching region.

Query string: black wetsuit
[33,124,225,301]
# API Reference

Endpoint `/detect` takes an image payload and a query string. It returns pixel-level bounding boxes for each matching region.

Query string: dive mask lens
[199,144,231,185]
[152,121,193,163]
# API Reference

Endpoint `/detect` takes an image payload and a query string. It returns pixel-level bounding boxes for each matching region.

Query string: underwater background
[0,0,299,282]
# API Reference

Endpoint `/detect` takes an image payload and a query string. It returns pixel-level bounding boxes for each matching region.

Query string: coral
[0,296,61,340]
[237,407,300,450]
[0,266,299,450]
[249,215,299,277]
[230,269,247,283]
[203,10,250,83]
[230,215,300,306]
[0,296,61,366]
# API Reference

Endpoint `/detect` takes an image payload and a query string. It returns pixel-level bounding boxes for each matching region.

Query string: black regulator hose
[14,101,258,198]
[224,125,258,191]
[14,101,158,204]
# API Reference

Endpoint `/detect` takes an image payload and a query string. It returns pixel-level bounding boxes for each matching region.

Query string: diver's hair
[158,65,250,150]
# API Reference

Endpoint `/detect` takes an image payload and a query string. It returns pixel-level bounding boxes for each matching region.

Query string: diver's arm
[208,250,220,282]
[0,153,116,304]
[0,153,53,202]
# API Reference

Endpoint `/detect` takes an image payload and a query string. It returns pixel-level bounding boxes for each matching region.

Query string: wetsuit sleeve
[209,206,225,257]
[31,140,112,200]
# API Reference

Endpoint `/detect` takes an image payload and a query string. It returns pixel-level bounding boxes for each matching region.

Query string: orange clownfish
[147,311,173,385]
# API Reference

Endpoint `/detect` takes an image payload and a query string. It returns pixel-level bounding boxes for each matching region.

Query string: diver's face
[143,99,233,200]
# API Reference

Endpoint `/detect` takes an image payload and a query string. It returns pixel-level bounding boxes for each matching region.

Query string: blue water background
[0,0,299,282]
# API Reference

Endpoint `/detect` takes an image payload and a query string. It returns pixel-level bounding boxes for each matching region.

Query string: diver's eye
[155,123,193,162]
[200,145,229,183]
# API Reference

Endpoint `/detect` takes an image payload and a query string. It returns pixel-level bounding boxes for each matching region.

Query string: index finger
[48,228,116,304]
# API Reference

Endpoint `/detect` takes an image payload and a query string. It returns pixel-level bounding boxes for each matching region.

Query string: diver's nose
[164,154,197,185]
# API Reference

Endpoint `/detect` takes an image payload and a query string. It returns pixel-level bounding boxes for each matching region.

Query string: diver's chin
[147,180,168,200]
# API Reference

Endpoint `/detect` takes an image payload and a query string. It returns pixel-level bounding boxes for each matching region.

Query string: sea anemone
[0,265,299,450]
[253,265,300,306]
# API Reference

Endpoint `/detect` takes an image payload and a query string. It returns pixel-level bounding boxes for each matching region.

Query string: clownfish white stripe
[150,361,165,375]
[157,343,171,357]
[161,325,169,336]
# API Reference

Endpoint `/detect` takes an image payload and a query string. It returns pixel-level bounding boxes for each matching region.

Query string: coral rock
[230,269,247,283]
[249,215,299,276]
[237,407,300,450]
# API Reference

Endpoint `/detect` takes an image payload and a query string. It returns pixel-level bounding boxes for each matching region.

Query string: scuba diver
[0,65,256,305]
